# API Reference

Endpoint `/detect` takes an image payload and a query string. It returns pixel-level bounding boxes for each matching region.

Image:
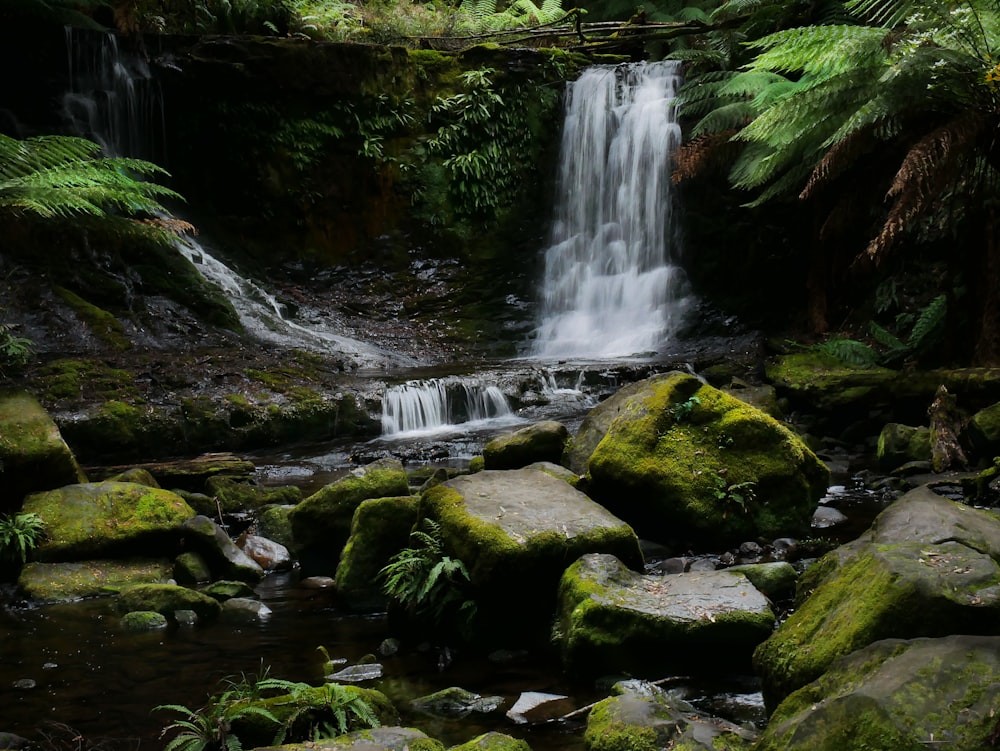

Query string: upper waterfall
[532,61,691,359]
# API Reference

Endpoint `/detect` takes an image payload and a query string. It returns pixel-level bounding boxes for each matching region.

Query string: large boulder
[571,372,829,547]
[421,467,642,642]
[754,486,1000,708]
[116,582,222,621]
[18,559,173,602]
[755,635,1000,751]
[557,553,775,676]
[0,389,86,511]
[875,423,931,470]
[483,421,569,470]
[335,495,420,613]
[180,515,264,583]
[289,458,410,569]
[23,482,194,561]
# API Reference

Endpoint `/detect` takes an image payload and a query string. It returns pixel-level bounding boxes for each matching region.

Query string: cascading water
[381,378,517,436]
[61,29,405,369]
[532,61,691,359]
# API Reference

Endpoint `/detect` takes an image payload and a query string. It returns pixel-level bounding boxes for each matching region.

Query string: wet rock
[572,372,829,547]
[326,663,384,682]
[173,551,212,585]
[378,638,401,657]
[277,727,441,751]
[410,686,504,718]
[222,597,271,620]
[95,453,256,493]
[483,420,569,470]
[117,582,222,621]
[0,389,86,512]
[727,561,798,601]
[180,515,264,583]
[524,460,581,487]
[754,486,1000,708]
[335,495,419,613]
[450,732,531,751]
[108,467,160,487]
[737,541,763,562]
[300,575,335,589]
[202,580,257,601]
[421,468,642,643]
[876,423,931,471]
[18,559,173,602]
[649,557,687,575]
[120,610,169,631]
[810,506,848,529]
[557,553,775,676]
[11,679,35,690]
[756,635,1000,751]
[506,691,572,724]
[205,476,301,514]
[688,558,718,572]
[239,533,292,571]
[257,503,295,548]
[24,482,194,562]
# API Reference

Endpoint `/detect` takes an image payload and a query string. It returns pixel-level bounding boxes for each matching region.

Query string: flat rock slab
[18,559,173,602]
[558,553,774,676]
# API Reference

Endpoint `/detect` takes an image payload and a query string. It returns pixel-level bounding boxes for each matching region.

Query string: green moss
[117,582,222,620]
[35,358,138,403]
[18,559,173,602]
[120,610,169,631]
[449,733,531,751]
[55,286,132,351]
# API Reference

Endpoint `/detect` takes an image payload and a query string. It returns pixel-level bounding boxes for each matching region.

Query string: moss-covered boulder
[558,553,775,676]
[727,561,798,601]
[450,732,531,751]
[173,550,212,585]
[18,559,173,602]
[202,579,258,601]
[409,687,503,719]
[876,423,931,470]
[204,475,302,514]
[753,486,1000,709]
[0,389,86,510]
[180,515,264,583]
[252,727,441,751]
[483,421,569,470]
[584,680,755,751]
[290,459,411,569]
[120,610,169,631]
[755,635,1000,751]
[574,372,828,547]
[23,482,194,562]
[335,495,420,613]
[258,504,296,548]
[421,467,642,643]
[966,400,1000,458]
[116,582,222,621]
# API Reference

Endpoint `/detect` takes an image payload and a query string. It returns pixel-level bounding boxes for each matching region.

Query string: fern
[906,294,947,350]
[811,338,881,367]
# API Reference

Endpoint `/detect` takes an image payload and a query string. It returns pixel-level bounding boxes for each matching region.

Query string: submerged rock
[756,635,1000,751]
[117,582,222,621]
[571,372,828,547]
[421,467,642,642]
[483,420,569,470]
[557,553,774,676]
[410,687,504,718]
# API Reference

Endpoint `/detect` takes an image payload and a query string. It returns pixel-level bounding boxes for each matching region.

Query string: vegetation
[0,512,45,565]
[0,321,33,375]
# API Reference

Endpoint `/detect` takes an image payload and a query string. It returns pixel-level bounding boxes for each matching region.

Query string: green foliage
[456,0,566,32]
[128,0,294,34]
[278,681,382,741]
[0,321,34,375]
[711,476,757,513]
[669,394,702,422]
[0,513,45,565]
[379,518,476,629]
[809,338,881,367]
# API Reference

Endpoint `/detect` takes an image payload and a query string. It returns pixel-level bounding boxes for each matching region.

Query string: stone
[755,635,1000,751]
[117,583,222,621]
[204,476,301,514]
[239,533,293,571]
[727,561,798,600]
[120,610,169,631]
[506,691,572,724]
[421,468,642,642]
[753,487,1000,708]
[18,559,173,602]
[97,453,256,493]
[483,420,569,470]
[449,733,532,751]
[180,515,264,583]
[0,389,86,511]
[334,495,420,613]
[290,458,410,565]
[250,727,441,751]
[810,506,848,529]
[221,597,272,620]
[107,468,160,488]
[202,580,258,601]
[327,663,384,682]
[24,482,194,562]
[257,504,295,548]
[876,423,931,471]
[966,400,1000,458]
[409,687,504,718]
[557,553,775,676]
[173,551,212,585]
[574,372,829,547]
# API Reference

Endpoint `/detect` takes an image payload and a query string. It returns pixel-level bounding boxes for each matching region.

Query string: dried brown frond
[139,216,198,236]
[801,127,879,200]
[672,131,738,184]
[864,112,986,264]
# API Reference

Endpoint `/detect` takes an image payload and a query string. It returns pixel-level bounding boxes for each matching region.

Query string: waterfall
[532,61,691,359]
[381,378,516,436]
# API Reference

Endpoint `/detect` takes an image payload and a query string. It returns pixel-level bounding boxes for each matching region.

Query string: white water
[532,62,691,359]
[62,29,406,369]
[381,378,518,437]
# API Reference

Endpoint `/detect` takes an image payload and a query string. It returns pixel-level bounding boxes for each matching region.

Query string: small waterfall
[381,378,516,436]
[532,61,691,359]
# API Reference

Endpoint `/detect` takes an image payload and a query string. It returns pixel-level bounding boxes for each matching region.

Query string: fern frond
[690,101,757,136]
[747,24,888,81]
[673,131,740,182]
[906,294,947,349]
[801,126,880,198]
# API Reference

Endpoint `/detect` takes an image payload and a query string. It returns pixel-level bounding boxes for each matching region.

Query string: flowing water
[532,62,691,359]
[381,378,520,437]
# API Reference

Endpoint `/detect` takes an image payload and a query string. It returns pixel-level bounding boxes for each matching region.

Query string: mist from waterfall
[532,61,691,359]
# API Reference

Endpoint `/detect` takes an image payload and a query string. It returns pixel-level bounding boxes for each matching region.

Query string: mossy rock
[966,401,1000,459]
[753,502,1000,709]
[290,459,411,564]
[335,495,420,613]
[116,582,222,621]
[24,482,194,562]
[258,504,296,548]
[727,561,798,601]
[18,559,173,602]
[756,635,1000,751]
[557,554,775,677]
[120,610,169,631]
[204,475,302,514]
[0,389,86,511]
[421,468,642,643]
[876,423,931,471]
[579,372,829,547]
[449,732,531,751]
[108,468,160,488]
[180,515,264,583]
[256,727,440,751]
[174,551,212,585]
[202,579,258,601]
[764,353,899,416]
[483,421,569,470]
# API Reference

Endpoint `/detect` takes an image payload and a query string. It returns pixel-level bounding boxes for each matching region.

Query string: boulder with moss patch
[335,495,420,613]
[120,610,169,631]
[755,635,1000,751]
[290,459,411,568]
[451,733,531,751]
[483,421,569,470]
[876,423,931,470]
[180,515,264,583]
[18,559,173,602]
[204,475,301,514]
[24,482,194,562]
[117,582,222,621]
[575,372,828,547]
[421,467,642,643]
[0,389,86,511]
[558,553,775,676]
[753,486,1000,709]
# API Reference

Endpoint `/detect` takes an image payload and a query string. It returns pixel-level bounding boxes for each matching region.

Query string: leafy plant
[0,321,34,375]
[670,394,702,422]
[379,518,476,630]
[0,512,45,565]
[279,681,381,741]
[156,694,281,751]
[711,475,757,513]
